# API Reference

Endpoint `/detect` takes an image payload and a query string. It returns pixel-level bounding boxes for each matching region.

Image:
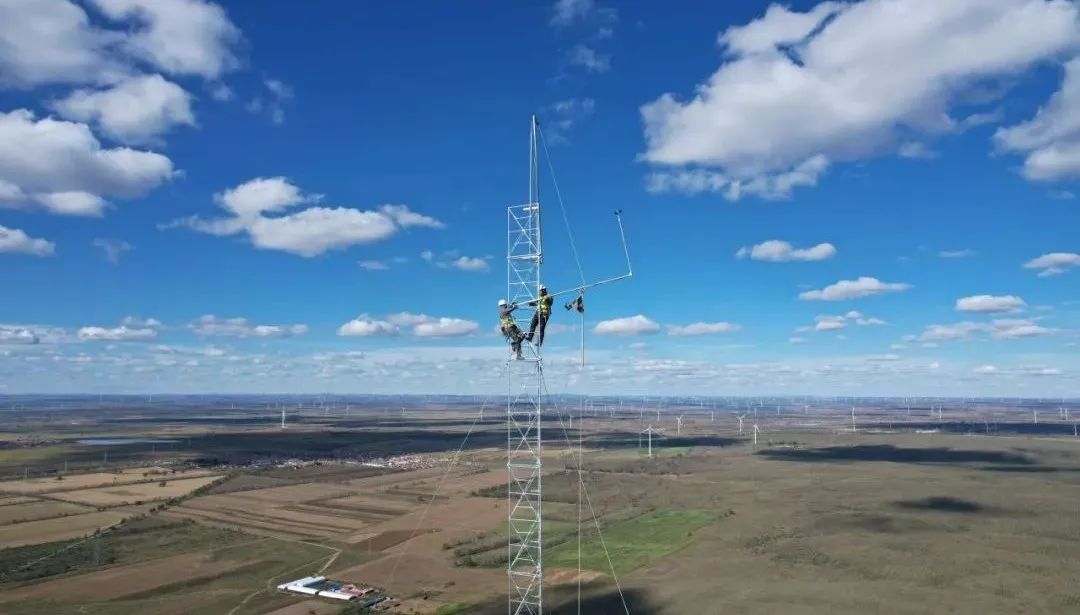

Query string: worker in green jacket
[527,286,554,347]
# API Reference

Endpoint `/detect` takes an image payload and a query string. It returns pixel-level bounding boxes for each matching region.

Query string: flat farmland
[0,468,219,495]
[0,510,130,548]
[0,499,91,525]
[51,474,222,506]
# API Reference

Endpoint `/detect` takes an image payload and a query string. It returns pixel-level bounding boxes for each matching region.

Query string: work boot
[516,350,524,360]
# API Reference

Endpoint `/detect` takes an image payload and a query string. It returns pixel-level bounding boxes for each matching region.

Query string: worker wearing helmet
[498,299,524,360]
[526,286,554,347]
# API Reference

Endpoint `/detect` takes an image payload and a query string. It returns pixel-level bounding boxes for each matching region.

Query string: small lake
[76,438,177,446]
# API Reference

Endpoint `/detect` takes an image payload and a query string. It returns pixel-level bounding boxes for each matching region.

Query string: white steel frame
[507,116,543,615]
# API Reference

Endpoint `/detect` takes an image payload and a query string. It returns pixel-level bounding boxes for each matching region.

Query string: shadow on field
[465,586,659,615]
[894,496,985,513]
[584,432,741,450]
[757,444,1036,466]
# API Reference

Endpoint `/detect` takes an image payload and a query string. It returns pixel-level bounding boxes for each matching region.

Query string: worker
[498,299,524,360]
[565,294,584,314]
[526,285,554,347]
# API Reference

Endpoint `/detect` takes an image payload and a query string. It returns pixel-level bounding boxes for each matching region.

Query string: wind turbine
[676,415,683,436]
[737,414,746,435]
[640,425,660,458]
[280,407,286,429]
[753,423,760,447]
[851,406,857,432]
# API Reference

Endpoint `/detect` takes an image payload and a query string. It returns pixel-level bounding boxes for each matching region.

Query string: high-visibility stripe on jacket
[537,295,552,316]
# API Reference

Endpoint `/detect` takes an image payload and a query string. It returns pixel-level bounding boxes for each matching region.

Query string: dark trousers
[529,312,548,346]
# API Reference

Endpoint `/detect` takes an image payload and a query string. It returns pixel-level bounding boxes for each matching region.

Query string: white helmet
[540,285,547,291]
[498,299,507,306]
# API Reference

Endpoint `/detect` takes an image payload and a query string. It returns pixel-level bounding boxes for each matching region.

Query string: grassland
[546,508,717,575]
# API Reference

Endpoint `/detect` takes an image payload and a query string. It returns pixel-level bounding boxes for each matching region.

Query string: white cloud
[337,315,399,337]
[448,256,489,272]
[956,294,1026,314]
[169,177,442,257]
[0,224,54,256]
[51,74,195,145]
[338,312,478,338]
[938,249,976,258]
[386,312,433,327]
[0,326,40,344]
[245,208,398,257]
[814,315,847,331]
[568,44,610,72]
[189,315,307,338]
[0,0,126,88]
[413,318,479,338]
[78,325,156,341]
[640,0,1080,198]
[799,277,910,301]
[788,336,807,344]
[0,109,174,215]
[214,176,318,219]
[121,316,162,328]
[898,142,939,159]
[667,321,740,336]
[736,239,836,262]
[995,59,1080,181]
[359,260,390,271]
[973,364,998,375]
[551,0,594,26]
[594,314,660,336]
[912,318,1055,342]
[92,238,132,263]
[420,250,434,262]
[89,0,241,79]
[1023,252,1080,277]
[646,155,829,199]
[379,205,444,229]
[989,318,1053,340]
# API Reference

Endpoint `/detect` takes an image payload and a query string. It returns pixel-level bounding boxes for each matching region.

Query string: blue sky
[0,0,1078,396]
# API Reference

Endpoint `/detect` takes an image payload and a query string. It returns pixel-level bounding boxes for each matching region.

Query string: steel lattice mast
[507,115,544,615]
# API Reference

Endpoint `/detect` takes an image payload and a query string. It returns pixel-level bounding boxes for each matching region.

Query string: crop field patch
[0,500,91,525]
[50,475,222,506]
[0,510,130,549]
[0,468,218,495]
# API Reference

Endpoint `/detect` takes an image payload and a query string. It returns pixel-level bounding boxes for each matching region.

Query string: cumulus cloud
[0,109,174,215]
[0,224,54,256]
[89,0,241,79]
[167,177,442,257]
[667,321,740,336]
[447,256,489,272]
[189,315,307,338]
[995,59,1080,181]
[814,315,847,331]
[799,277,910,301]
[338,312,479,338]
[911,318,1055,342]
[735,239,836,261]
[955,294,1026,314]
[121,316,162,328]
[78,325,156,341]
[92,238,133,264]
[51,74,195,145]
[337,315,398,337]
[413,318,479,338]
[640,0,1080,199]
[973,365,998,375]
[594,315,660,336]
[1023,252,1080,277]
[0,326,41,344]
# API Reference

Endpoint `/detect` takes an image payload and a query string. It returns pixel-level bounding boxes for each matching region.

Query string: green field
[546,508,717,575]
